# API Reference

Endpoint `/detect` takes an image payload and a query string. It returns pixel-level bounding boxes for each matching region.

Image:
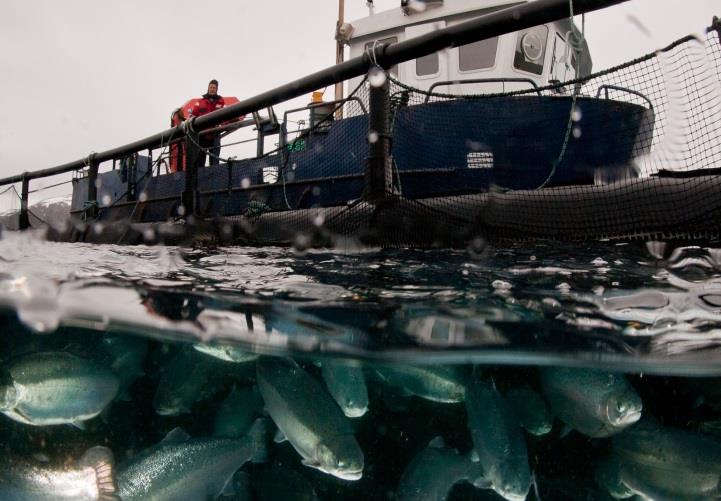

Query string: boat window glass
[513,25,549,75]
[459,37,499,71]
[416,52,439,76]
[550,32,579,83]
[364,37,399,76]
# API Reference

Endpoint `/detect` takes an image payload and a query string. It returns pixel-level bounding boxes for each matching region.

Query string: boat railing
[0,0,632,229]
[424,78,543,103]
[595,84,654,111]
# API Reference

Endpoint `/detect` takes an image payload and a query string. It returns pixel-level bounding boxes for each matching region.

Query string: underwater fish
[613,419,721,500]
[96,335,147,401]
[373,364,466,403]
[117,420,268,501]
[193,343,259,363]
[153,347,254,416]
[0,446,118,501]
[321,361,369,418]
[594,458,634,499]
[213,386,264,438]
[396,437,483,501]
[0,351,119,426]
[256,356,364,480]
[504,386,554,436]
[465,379,531,501]
[540,367,642,438]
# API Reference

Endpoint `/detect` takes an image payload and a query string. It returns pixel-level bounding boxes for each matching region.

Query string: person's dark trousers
[209,133,221,166]
[197,134,214,168]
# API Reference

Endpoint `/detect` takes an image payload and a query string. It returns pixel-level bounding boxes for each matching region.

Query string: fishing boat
[2,0,721,246]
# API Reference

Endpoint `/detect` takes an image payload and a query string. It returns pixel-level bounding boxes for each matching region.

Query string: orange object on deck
[168,96,243,173]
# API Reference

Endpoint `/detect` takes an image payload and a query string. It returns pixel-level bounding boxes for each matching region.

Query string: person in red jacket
[185,79,225,167]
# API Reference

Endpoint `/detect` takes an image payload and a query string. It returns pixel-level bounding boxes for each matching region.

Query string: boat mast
[334,0,345,109]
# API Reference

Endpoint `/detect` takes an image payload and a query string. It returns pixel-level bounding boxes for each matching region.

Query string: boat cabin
[342,0,591,96]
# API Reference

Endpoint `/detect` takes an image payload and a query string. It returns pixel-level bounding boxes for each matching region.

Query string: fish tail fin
[77,446,119,501]
[248,418,270,464]
[532,471,541,501]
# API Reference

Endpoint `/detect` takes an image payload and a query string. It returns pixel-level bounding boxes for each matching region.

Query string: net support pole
[364,72,392,203]
[182,131,200,217]
[19,173,30,230]
[714,16,721,46]
[85,155,99,220]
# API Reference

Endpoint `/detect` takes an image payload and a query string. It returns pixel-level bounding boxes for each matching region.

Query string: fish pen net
[232,27,721,246]
[15,24,721,248]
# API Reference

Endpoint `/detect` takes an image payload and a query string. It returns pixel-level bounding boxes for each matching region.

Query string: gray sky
[0,0,718,206]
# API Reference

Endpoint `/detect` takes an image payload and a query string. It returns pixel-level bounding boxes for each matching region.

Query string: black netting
[55,26,721,246]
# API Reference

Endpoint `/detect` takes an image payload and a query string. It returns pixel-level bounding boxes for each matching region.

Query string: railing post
[363,69,393,202]
[714,16,721,46]
[19,173,30,230]
[86,154,99,220]
[182,130,200,217]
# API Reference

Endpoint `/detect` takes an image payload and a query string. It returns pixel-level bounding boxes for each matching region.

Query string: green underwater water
[1,232,721,499]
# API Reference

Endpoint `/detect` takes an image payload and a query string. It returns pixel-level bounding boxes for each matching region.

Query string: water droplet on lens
[101,195,111,206]
[369,68,387,88]
[368,131,379,144]
[241,178,251,189]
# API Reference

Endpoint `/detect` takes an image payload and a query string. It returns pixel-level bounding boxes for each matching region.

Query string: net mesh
[30,24,721,246]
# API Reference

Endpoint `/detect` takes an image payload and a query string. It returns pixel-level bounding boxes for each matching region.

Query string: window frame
[457,36,500,74]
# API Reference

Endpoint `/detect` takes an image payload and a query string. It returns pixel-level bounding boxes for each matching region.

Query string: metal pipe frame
[0,0,629,188]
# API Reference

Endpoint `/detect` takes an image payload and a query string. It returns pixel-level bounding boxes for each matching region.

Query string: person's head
[207,79,218,96]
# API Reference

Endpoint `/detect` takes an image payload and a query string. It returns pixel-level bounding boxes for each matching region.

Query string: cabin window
[513,26,549,75]
[458,37,499,71]
[416,52,439,76]
[550,32,579,84]
[364,37,399,76]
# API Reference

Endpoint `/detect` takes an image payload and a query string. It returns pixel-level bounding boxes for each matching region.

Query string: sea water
[1,231,721,500]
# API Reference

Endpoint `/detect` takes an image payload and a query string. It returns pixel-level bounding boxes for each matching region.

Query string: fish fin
[531,471,541,501]
[71,420,86,431]
[77,447,118,501]
[472,475,491,489]
[559,424,573,438]
[469,449,480,463]
[301,457,322,470]
[248,418,269,463]
[274,429,288,444]
[160,427,190,445]
[428,436,446,449]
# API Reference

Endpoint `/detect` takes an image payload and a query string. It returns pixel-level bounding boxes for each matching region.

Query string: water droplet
[572,126,582,139]
[93,223,104,235]
[368,131,379,144]
[101,195,111,206]
[241,177,251,189]
[407,0,427,13]
[572,107,583,122]
[143,228,156,241]
[94,178,102,189]
[177,204,186,216]
[368,68,387,88]
[312,186,321,196]
[313,213,325,227]
[139,191,148,202]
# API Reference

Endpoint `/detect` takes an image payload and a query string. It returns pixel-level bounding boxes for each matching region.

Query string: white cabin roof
[347,0,526,41]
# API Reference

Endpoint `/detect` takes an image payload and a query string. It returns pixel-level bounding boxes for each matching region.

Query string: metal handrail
[596,84,654,111]
[424,78,542,102]
[0,0,629,189]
